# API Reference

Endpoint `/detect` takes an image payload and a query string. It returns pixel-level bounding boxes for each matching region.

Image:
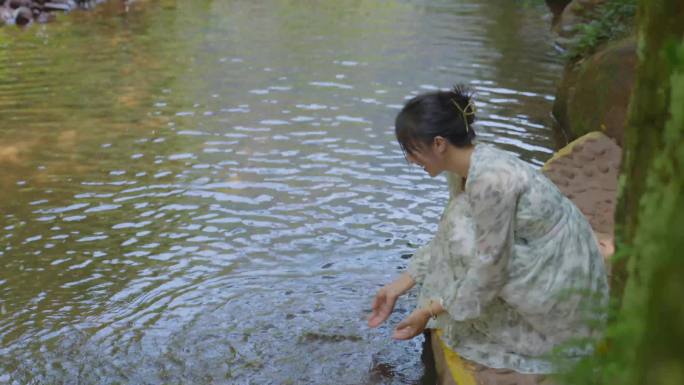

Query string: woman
[368,87,608,384]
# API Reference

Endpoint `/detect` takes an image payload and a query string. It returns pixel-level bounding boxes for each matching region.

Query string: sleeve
[407,175,462,285]
[442,167,519,321]
[406,241,433,285]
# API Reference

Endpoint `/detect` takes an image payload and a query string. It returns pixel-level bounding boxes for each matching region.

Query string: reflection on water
[0,0,561,383]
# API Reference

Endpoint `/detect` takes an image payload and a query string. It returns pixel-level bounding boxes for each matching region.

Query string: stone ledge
[543,131,622,261]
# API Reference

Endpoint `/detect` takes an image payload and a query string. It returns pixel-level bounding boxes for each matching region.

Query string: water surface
[0,1,562,383]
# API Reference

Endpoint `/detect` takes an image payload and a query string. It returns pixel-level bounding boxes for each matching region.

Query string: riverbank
[0,0,107,26]
[547,1,684,384]
[549,0,637,144]
[541,0,638,263]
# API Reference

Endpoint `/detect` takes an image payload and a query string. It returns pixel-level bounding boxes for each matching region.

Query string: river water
[0,1,562,384]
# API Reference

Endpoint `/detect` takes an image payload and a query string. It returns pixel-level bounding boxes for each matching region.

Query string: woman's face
[405,140,444,178]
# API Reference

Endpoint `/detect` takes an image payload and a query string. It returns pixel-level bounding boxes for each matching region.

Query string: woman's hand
[368,273,416,328]
[367,284,401,328]
[392,308,430,340]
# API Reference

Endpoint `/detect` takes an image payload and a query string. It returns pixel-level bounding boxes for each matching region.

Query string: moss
[560,1,684,383]
[617,0,684,258]
[567,0,638,60]
[630,39,684,385]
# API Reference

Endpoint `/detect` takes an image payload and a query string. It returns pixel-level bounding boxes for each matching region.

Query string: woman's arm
[369,238,431,328]
[406,242,432,285]
[388,271,416,295]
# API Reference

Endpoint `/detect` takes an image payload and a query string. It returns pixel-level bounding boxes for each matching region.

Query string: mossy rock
[553,36,636,146]
[552,0,608,37]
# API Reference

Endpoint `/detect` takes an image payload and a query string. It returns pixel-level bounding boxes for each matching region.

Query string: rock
[300,332,362,343]
[13,5,32,25]
[543,131,622,261]
[8,0,32,9]
[553,36,636,146]
[1,0,96,26]
[545,0,573,16]
[43,2,73,11]
[552,0,608,41]
[35,10,54,23]
[1,6,15,25]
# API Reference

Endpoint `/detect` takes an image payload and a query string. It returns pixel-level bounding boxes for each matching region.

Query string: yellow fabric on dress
[436,329,476,385]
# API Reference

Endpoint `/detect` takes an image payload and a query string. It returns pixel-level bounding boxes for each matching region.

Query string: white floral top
[408,144,609,374]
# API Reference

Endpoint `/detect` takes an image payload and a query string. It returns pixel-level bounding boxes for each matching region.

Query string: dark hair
[395,85,476,155]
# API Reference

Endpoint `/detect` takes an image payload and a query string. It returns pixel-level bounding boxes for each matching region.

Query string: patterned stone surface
[543,131,622,258]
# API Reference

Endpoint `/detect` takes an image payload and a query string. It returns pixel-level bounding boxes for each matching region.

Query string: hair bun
[450,84,476,125]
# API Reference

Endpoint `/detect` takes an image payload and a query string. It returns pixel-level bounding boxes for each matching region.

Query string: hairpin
[451,99,476,133]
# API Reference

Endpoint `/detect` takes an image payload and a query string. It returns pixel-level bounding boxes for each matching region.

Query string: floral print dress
[407,143,609,374]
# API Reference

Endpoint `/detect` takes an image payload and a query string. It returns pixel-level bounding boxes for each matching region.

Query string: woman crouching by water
[368,86,608,384]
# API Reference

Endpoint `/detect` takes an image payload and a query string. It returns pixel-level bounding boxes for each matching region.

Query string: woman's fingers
[368,288,400,328]
[392,318,412,339]
[370,291,383,312]
[392,310,426,340]
[368,314,382,328]
[392,324,416,340]
[368,291,388,327]
[368,303,391,327]
[368,307,382,327]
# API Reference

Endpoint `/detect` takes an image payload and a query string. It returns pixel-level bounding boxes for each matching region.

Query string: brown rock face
[552,0,608,37]
[545,0,573,19]
[553,36,636,146]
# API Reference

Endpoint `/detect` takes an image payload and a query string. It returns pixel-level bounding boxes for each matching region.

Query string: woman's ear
[433,136,448,154]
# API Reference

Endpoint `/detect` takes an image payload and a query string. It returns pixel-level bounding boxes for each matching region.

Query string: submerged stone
[14,6,31,25]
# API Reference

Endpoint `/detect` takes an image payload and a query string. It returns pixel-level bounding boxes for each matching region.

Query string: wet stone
[8,0,32,9]
[14,6,31,25]
[300,332,362,343]
[44,2,73,12]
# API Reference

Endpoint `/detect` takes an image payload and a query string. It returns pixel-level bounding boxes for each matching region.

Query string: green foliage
[517,0,549,9]
[558,33,684,385]
[568,0,637,60]
[631,38,684,385]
